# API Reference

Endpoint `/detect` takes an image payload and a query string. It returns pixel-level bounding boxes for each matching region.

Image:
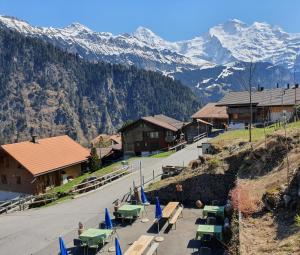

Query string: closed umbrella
[115,237,123,255]
[155,197,163,233]
[141,186,149,205]
[155,197,162,219]
[105,208,113,229]
[59,236,68,255]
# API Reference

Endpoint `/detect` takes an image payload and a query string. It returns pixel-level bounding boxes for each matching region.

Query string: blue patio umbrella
[59,236,68,255]
[105,208,113,229]
[141,186,149,204]
[155,197,162,220]
[115,237,123,255]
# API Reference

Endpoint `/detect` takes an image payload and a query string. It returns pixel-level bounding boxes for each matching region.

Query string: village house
[96,144,123,165]
[91,134,123,164]
[192,103,229,129]
[119,114,211,155]
[217,87,300,127]
[0,135,89,195]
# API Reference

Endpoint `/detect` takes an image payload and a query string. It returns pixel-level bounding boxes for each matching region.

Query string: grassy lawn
[47,161,125,194]
[211,121,300,146]
[149,150,175,158]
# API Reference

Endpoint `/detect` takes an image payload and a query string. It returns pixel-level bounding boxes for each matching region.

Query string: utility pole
[249,61,253,143]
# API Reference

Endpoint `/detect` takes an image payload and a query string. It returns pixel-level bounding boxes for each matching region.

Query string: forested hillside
[0,27,200,145]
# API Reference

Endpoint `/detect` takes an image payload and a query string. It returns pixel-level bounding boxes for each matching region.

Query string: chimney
[260,86,264,91]
[276,83,279,88]
[257,84,260,91]
[287,83,290,89]
[31,135,38,143]
[295,84,299,89]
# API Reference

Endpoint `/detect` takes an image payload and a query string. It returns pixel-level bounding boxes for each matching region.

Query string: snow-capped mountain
[0,15,206,73]
[0,15,299,102]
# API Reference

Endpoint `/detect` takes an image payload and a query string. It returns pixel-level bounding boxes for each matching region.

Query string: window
[1,175,7,184]
[166,131,173,137]
[149,131,159,139]
[16,176,21,185]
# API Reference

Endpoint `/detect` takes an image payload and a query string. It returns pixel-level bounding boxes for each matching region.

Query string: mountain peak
[133,26,165,46]
[64,22,92,33]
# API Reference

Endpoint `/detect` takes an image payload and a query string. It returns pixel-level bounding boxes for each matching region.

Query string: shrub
[229,183,259,217]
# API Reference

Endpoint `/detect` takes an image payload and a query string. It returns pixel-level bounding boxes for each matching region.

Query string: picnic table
[196,224,222,241]
[117,204,144,219]
[124,235,154,255]
[79,228,113,247]
[203,205,225,218]
[162,202,179,219]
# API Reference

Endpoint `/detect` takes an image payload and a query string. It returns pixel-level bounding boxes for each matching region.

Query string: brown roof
[1,135,89,176]
[192,103,228,119]
[119,114,186,133]
[91,134,122,146]
[96,144,121,159]
[142,114,184,132]
[217,88,300,107]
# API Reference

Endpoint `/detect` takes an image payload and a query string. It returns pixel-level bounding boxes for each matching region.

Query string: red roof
[1,135,90,176]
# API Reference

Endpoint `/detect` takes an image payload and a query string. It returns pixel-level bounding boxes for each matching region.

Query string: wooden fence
[71,169,129,194]
[193,132,207,143]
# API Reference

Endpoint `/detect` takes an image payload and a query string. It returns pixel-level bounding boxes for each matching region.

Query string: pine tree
[89,146,100,172]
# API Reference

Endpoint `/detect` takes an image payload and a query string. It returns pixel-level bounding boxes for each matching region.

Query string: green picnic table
[79,228,113,247]
[196,224,223,241]
[203,205,225,218]
[117,204,144,218]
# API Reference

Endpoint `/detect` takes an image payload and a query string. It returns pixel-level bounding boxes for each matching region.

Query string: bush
[229,183,259,217]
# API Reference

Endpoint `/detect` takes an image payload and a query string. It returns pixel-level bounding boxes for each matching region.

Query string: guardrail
[71,168,129,194]
[168,141,187,151]
[193,132,207,143]
[0,195,34,214]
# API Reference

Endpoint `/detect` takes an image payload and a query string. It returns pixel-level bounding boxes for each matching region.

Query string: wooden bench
[145,242,159,255]
[169,206,183,230]
[124,235,154,255]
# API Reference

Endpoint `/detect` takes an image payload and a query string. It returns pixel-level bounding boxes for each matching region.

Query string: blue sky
[0,0,300,41]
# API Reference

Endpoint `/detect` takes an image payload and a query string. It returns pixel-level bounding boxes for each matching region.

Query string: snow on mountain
[0,15,299,102]
[0,15,203,73]
[1,15,298,71]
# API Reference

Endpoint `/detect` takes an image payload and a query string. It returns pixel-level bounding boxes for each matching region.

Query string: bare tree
[236,61,257,142]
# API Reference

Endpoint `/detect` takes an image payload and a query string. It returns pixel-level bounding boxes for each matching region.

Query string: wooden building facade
[0,135,89,194]
[217,88,300,126]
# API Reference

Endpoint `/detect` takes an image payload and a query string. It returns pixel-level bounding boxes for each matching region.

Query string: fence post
[152,170,155,180]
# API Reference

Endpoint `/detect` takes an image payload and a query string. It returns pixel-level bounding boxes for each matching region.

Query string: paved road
[0,140,206,255]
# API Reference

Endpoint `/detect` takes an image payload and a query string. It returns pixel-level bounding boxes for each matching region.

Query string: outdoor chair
[73,238,84,246]
[202,234,212,242]
[206,216,216,225]
[212,200,220,206]
[200,246,212,255]
[206,212,215,217]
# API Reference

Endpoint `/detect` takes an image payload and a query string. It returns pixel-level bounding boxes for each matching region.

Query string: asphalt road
[0,140,206,255]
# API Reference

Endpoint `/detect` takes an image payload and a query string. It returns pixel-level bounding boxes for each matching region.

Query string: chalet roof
[96,144,121,159]
[192,103,228,119]
[1,135,90,176]
[91,134,122,146]
[142,114,185,132]
[217,88,300,107]
[119,114,186,133]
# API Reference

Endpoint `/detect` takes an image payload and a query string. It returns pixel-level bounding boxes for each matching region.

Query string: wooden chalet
[192,103,228,129]
[0,135,89,194]
[217,87,300,127]
[119,114,186,155]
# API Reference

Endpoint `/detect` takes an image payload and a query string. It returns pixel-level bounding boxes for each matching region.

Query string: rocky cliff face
[0,27,200,145]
